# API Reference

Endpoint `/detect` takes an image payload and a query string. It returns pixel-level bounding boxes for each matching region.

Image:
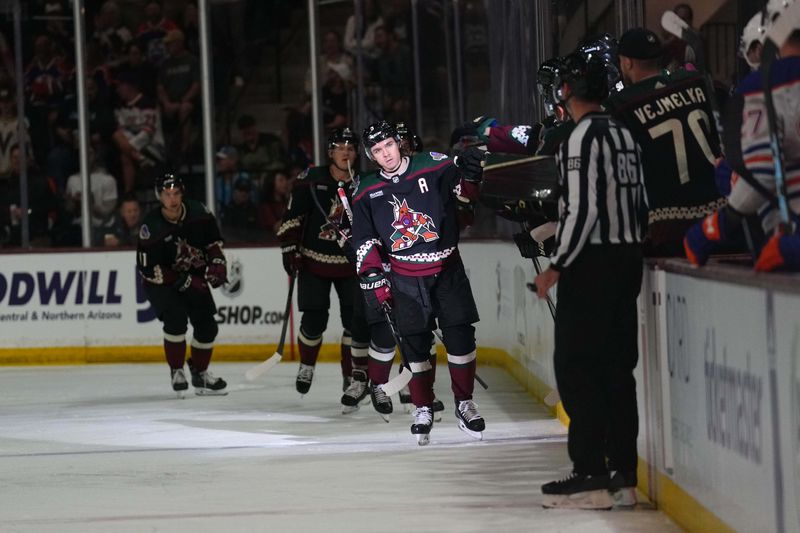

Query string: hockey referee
[533,50,648,510]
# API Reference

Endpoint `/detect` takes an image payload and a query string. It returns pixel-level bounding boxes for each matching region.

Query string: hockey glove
[454,145,487,183]
[360,271,392,312]
[205,257,227,288]
[281,244,303,276]
[175,272,209,293]
[471,115,498,142]
[684,210,728,266]
[755,232,800,272]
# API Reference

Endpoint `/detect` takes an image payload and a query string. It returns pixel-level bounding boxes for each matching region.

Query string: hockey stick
[378,305,414,396]
[760,12,798,233]
[431,329,489,390]
[661,11,706,72]
[244,273,296,381]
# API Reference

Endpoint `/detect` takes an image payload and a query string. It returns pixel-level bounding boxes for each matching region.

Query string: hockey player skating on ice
[352,120,486,445]
[533,51,647,509]
[278,127,372,411]
[137,173,228,397]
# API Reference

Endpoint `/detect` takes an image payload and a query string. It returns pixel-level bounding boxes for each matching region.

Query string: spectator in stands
[35,1,73,58]
[93,0,133,69]
[137,0,179,67]
[157,29,200,155]
[49,76,116,191]
[258,169,290,240]
[210,0,246,88]
[236,114,289,181]
[85,39,113,101]
[113,72,165,192]
[221,176,260,243]
[0,146,57,248]
[181,2,201,57]
[0,31,15,83]
[306,30,355,94]
[662,3,698,69]
[344,0,384,60]
[373,24,412,122]
[102,192,142,246]
[62,148,119,245]
[322,63,350,132]
[115,40,158,100]
[24,34,70,165]
[214,145,255,213]
[0,84,32,182]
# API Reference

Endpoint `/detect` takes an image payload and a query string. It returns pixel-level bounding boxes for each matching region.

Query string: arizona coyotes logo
[388,195,438,251]
[319,196,345,241]
[173,237,207,271]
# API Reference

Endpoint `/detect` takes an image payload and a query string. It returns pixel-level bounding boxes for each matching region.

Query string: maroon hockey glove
[360,271,392,312]
[175,273,209,293]
[205,257,227,288]
[281,244,303,276]
[454,145,487,183]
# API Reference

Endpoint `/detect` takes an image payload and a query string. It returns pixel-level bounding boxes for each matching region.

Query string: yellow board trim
[0,342,734,531]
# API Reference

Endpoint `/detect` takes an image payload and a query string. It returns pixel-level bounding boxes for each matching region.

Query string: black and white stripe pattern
[551,113,648,269]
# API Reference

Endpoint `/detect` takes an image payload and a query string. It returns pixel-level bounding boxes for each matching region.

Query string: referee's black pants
[553,244,642,476]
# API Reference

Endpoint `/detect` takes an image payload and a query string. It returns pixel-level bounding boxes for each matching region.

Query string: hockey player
[533,51,647,509]
[278,127,372,410]
[137,173,228,397]
[352,120,486,445]
[684,3,800,271]
[604,27,725,257]
[395,121,423,154]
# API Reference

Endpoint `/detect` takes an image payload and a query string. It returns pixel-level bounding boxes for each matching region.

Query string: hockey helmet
[740,12,768,68]
[154,173,185,196]
[395,121,423,153]
[537,57,566,117]
[578,33,622,92]
[327,126,359,151]
[552,51,609,104]
[362,120,401,160]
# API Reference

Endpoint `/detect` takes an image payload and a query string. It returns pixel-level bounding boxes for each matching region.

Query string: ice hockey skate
[455,399,484,440]
[541,472,613,510]
[296,363,314,395]
[369,383,393,422]
[171,368,188,399]
[609,470,637,507]
[341,369,369,414]
[411,406,433,446]
[432,396,444,422]
[188,369,228,397]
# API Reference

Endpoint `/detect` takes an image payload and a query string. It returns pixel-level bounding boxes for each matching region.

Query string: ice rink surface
[0,363,680,532]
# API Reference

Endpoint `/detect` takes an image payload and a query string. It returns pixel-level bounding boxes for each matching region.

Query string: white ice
[0,363,680,532]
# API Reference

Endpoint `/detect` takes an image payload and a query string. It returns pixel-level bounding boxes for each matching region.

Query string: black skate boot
[609,470,637,507]
[369,383,393,422]
[296,363,314,395]
[341,369,369,414]
[171,368,188,399]
[432,396,444,422]
[342,375,352,392]
[187,359,228,396]
[455,399,485,440]
[541,472,613,510]
[411,406,433,446]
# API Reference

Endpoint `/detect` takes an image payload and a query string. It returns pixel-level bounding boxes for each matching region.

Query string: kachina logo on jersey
[388,195,439,251]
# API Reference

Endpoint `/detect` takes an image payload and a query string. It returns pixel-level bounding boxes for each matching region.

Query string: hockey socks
[189,339,213,372]
[368,343,395,385]
[340,331,353,379]
[408,361,434,407]
[163,333,186,369]
[447,351,477,401]
[298,328,323,366]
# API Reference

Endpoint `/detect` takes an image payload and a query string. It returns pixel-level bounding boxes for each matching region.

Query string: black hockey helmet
[327,126,359,151]
[394,121,423,153]
[536,57,566,117]
[154,172,185,196]
[362,120,401,160]
[578,33,621,92]
[552,51,609,104]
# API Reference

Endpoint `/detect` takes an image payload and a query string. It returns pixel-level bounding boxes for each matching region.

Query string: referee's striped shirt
[550,112,648,270]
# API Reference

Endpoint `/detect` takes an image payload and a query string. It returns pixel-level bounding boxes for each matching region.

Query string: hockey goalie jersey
[351,152,476,277]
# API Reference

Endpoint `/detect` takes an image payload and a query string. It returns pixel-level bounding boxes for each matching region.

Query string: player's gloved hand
[360,271,392,312]
[205,257,227,288]
[683,210,726,266]
[175,273,209,293]
[450,116,497,146]
[454,145,487,183]
[281,244,303,276]
[470,115,497,142]
[755,232,800,272]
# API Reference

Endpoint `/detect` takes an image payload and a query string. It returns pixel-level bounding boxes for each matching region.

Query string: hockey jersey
[277,166,354,278]
[729,56,800,233]
[136,199,224,287]
[351,152,475,277]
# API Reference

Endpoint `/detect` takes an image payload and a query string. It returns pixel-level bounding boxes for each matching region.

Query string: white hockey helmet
[740,13,767,68]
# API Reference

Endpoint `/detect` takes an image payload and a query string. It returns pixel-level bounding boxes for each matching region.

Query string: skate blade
[342,404,360,414]
[416,433,430,446]
[542,489,613,510]
[174,390,186,399]
[194,389,228,396]
[457,420,483,440]
[403,404,412,414]
[611,488,637,508]
[434,413,442,423]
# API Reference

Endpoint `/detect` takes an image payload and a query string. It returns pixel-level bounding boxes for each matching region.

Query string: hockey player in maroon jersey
[351,120,486,444]
[277,127,372,412]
